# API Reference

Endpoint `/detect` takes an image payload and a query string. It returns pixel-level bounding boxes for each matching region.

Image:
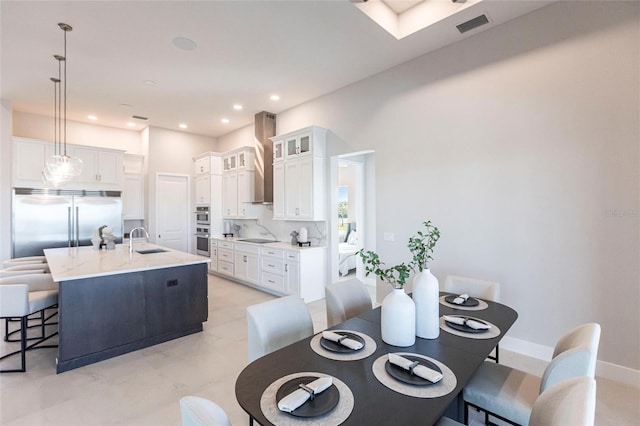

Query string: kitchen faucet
[129,227,150,253]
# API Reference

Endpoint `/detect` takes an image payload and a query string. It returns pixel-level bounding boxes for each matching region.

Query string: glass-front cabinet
[285,132,312,159]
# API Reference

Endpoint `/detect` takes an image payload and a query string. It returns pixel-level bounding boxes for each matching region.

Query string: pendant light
[42,23,82,186]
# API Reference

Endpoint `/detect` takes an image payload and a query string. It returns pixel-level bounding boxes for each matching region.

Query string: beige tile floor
[1,275,638,425]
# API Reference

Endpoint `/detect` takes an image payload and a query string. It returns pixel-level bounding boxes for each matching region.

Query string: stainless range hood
[253,111,276,204]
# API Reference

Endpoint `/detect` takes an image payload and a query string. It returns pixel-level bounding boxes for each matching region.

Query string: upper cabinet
[74,146,123,188]
[122,154,145,220]
[12,137,124,191]
[270,126,327,221]
[222,147,257,219]
[193,152,223,176]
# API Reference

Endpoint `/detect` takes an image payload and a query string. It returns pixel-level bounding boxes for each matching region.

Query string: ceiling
[0,1,552,138]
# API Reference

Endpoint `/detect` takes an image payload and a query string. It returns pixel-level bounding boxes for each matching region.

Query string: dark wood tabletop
[235,292,518,425]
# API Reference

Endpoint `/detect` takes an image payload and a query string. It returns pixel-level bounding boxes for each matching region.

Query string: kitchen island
[45,243,210,373]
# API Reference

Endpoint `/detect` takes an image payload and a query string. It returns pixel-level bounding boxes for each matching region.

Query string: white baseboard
[500,336,640,389]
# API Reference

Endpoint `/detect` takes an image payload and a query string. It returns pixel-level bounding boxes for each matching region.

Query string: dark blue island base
[56,263,208,373]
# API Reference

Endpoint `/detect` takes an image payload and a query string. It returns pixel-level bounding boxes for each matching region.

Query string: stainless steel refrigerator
[12,188,123,257]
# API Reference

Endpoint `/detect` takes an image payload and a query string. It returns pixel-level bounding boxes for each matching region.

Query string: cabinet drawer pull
[268,280,275,284]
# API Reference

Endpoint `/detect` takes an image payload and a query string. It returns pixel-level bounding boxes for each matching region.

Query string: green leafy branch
[358,249,411,289]
[407,220,441,272]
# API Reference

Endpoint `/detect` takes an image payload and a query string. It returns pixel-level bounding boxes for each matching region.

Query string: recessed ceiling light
[270,95,280,101]
[88,115,97,120]
[127,122,136,127]
[221,118,230,124]
[144,80,156,86]
[179,123,188,129]
[172,36,197,51]
[233,104,243,111]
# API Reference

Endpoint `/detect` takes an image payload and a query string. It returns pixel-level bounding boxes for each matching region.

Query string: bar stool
[0,274,59,373]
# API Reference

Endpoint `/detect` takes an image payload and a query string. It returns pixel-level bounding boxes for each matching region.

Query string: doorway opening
[329,151,375,289]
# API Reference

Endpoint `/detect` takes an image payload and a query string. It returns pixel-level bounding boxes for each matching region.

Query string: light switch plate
[383,232,395,242]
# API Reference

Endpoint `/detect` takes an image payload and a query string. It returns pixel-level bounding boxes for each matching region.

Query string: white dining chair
[247,295,314,362]
[179,396,231,426]
[0,274,59,372]
[462,323,601,425]
[325,279,372,328]
[443,275,501,302]
[443,274,501,362]
[437,376,596,426]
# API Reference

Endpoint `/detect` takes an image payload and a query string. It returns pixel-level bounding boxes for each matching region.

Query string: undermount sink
[136,248,168,254]
[237,238,279,244]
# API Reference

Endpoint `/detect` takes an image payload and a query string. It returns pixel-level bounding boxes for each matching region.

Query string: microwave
[195,206,210,225]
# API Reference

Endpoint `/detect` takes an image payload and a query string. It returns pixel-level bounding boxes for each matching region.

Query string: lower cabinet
[209,239,326,302]
[217,240,234,276]
[234,243,260,285]
[209,240,218,273]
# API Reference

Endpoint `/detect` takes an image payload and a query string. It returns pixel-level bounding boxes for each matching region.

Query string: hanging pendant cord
[63,27,67,157]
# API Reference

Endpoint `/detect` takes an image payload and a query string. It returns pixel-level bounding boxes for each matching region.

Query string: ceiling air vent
[456,14,490,34]
[131,115,148,120]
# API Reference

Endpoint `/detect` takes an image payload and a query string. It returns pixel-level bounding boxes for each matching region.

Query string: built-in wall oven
[195,206,210,225]
[195,226,210,256]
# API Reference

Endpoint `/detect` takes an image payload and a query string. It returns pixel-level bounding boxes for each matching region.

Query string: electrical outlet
[383,232,395,242]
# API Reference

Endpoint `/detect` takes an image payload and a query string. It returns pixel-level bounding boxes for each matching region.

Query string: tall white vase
[413,268,440,339]
[381,288,416,347]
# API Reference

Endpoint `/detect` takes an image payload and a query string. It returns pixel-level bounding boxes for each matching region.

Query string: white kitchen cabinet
[272,163,285,219]
[209,240,218,273]
[12,137,53,187]
[222,147,257,219]
[270,126,327,221]
[284,130,312,159]
[234,243,260,285]
[259,246,326,302]
[122,154,145,220]
[74,146,123,189]
[273,139,285,163]
[12,137,124,190]
[217,241,234,277]
[195,175,211,205]
[194,156,211,175]
[123,173,144,219]
[222,173,238,217]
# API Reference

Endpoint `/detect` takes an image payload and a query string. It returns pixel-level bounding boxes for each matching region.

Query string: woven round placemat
[372,353,457,398]
[310,330,377,361]
[261,372,354,426]
[439,316,501,339]
[439,295,489,311]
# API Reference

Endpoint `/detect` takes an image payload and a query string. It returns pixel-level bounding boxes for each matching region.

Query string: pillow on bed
[347,230,358,245]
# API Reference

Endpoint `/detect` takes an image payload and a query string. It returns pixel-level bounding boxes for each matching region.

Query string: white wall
[12,111,143,154]
[145,126,217,247]
[272,2,639,370]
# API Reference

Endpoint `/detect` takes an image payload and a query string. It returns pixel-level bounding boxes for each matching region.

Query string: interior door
[156,174,190,252]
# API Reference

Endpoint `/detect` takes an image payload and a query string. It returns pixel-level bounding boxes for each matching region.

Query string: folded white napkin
[322,331,364,350]
[452,293,470,304]
[277,376,333,413]
[443,315,490,330]
[388,354,443,383]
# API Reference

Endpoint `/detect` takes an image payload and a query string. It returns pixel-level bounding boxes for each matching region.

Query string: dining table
[235,292,518,425]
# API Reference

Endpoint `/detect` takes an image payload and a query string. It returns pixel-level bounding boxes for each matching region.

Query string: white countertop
[44,243,210,282]
[209,235,325,251]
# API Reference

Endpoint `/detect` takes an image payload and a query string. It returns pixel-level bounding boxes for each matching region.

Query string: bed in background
[338,223,359,277]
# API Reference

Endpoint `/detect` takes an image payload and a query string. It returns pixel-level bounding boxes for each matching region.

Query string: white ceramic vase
[381,287,416,347]
[413,268,440,339]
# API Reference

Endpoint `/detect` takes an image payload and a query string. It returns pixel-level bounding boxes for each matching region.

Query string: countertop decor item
[290,230,299,245]
[358,249,414,346]
[408,220,441,339]
[298,227,308,243]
